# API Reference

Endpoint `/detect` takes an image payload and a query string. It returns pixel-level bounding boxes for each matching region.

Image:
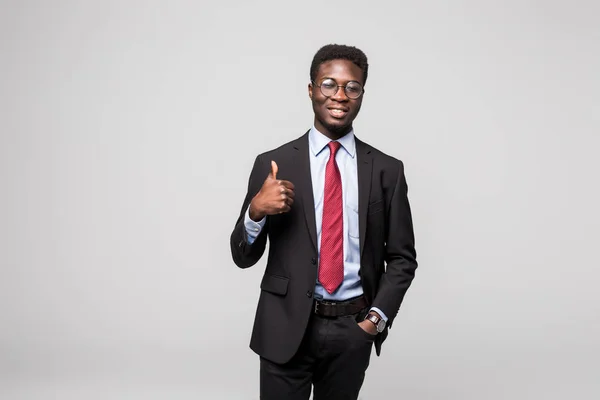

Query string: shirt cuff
[369,307,388,322]
[244,206,266,244]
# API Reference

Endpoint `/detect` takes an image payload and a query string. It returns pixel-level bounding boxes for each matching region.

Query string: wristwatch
[364,313,386,333]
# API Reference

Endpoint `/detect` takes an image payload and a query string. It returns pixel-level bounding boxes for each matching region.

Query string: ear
[308,82,313,99]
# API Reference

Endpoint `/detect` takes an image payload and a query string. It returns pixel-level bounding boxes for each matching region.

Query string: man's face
[309,59,364,138]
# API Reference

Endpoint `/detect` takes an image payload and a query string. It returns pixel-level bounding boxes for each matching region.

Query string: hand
[249,161,295,221]
[358,319,378,336]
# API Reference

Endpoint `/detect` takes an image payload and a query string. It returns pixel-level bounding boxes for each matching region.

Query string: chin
[325,120,351,135]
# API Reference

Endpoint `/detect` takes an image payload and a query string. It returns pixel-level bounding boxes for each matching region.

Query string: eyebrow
[319,76,362,84]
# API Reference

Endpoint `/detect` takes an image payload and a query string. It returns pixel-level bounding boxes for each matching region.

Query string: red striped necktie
[319,141,344,294]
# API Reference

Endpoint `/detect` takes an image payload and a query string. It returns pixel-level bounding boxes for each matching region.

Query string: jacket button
[311,257,316,265]
[306,290,313,298]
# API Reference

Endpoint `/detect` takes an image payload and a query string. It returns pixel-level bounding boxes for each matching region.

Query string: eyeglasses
[311,78,364,100]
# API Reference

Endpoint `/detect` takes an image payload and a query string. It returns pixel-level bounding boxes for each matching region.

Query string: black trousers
[259,307,375,400]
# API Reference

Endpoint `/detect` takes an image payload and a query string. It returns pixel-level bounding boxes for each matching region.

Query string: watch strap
[365,313,385,332]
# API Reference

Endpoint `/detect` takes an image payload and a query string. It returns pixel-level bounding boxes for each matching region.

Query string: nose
[330,85,349,102]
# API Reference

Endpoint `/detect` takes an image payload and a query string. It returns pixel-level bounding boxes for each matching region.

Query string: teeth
[331,109,345,115]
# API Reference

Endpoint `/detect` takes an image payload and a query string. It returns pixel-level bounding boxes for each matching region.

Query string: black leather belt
[313,295,368,317]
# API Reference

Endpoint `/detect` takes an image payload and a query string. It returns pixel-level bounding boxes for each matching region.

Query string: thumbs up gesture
[249,161,295,221]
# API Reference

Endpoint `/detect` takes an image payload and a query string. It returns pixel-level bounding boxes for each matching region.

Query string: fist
[249,161,295,221]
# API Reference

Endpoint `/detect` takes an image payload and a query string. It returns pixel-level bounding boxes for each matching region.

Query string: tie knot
[328,141,341,156]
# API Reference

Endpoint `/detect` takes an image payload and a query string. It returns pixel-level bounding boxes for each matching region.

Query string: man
[230,44,418,399]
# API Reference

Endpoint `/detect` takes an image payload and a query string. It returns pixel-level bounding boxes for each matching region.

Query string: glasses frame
[311,78,365,100]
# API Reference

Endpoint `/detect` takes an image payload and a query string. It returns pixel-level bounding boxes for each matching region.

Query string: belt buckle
[315,300,331,315]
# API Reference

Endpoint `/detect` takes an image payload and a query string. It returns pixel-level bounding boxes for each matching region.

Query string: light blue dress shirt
[244,126,387,322]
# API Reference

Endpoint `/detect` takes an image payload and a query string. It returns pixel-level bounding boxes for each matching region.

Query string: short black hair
[310,44,369,86]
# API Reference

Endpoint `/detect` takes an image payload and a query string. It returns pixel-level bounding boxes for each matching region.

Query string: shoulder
[254,131,309,161]
[355,136,405,172]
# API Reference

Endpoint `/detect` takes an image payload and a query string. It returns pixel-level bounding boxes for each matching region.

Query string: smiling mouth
[328,108,348,118]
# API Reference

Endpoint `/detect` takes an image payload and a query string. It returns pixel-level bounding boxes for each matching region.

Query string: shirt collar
[308,125,356,158]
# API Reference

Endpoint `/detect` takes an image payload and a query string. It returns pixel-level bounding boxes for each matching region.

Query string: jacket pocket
[368,199,384,215]
[260,273,289,296]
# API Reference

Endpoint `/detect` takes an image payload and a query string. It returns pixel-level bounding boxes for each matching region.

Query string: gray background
[1,0,599,399]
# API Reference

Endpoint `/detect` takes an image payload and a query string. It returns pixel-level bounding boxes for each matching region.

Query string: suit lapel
[293,131,318,253]
[355,137,373,258]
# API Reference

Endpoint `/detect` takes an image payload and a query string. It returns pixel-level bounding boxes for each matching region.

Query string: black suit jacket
[230,131,418,364]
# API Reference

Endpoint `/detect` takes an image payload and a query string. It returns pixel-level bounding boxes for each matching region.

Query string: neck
[314,121,352,141]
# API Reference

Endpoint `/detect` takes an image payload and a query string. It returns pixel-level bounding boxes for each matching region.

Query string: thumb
[270,160,278,180]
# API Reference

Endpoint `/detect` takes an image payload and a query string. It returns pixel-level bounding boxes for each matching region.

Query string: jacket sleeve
[230,154,270,269]
[371,161,418,328]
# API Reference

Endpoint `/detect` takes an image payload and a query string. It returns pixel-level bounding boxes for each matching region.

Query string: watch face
[366,314,386,333]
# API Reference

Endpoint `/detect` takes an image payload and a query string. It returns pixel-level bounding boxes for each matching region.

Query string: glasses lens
[319,78,338,97]
[345,82,363,99]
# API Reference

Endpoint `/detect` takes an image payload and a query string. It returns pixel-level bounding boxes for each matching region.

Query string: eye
[321,79,336,89]
[346,83,362,93]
